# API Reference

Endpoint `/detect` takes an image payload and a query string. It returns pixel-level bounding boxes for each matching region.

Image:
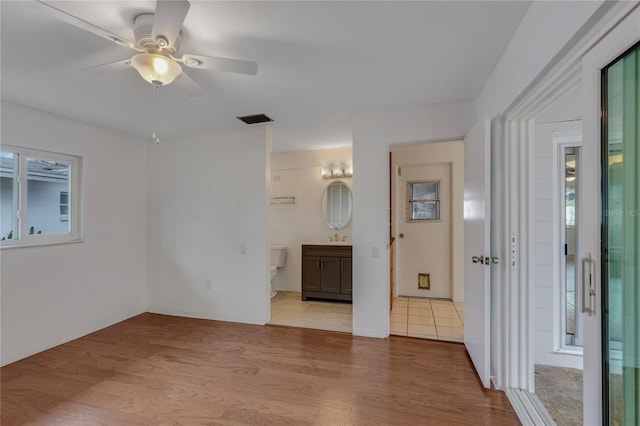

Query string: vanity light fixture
[321,164,353,180]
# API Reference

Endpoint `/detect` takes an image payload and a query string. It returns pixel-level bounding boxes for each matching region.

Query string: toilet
[270,245,287,298]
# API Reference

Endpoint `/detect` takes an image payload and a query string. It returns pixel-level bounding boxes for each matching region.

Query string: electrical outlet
[205,280,212,290]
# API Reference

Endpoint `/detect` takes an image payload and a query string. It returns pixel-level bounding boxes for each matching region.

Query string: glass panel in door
[564,147,583,348]
[602,42,639,426]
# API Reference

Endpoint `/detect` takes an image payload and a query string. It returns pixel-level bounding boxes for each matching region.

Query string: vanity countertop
[302,241,352,246]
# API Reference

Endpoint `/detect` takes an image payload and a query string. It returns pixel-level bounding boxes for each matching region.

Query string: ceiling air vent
[236,114,273,125]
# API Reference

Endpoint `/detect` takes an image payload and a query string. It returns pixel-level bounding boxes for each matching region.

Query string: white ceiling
[1,1,531,152]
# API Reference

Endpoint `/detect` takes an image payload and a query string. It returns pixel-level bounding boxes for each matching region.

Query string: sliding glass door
[602,42,639,426]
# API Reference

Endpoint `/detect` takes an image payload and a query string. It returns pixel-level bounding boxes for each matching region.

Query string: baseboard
[146,307,266,326]
[0,308,145,367]
[352,327,387,338]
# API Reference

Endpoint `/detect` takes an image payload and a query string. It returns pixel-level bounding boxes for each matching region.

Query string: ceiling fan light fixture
[131,53,182,86]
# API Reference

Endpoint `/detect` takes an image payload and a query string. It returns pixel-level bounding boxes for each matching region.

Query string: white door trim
[497,2,639,424]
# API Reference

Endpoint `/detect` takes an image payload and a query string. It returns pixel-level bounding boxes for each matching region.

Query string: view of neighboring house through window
[0,146,81,246]
[60,191,69,221]
[0,152,17,240]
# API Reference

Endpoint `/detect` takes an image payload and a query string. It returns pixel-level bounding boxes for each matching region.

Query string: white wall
[147,126,270,325]
[391,141,465,302]
[476,1,608,117]
[352,101,475,337]
[532,120,583,369]
[0,101,148,366]
[270,146,352,292]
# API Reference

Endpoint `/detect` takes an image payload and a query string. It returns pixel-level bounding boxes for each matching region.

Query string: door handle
[472,255,499,265]
[581,253,595,315]
[399,233,405,238]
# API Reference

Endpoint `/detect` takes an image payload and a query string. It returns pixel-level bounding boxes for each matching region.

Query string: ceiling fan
[35,0,258,97]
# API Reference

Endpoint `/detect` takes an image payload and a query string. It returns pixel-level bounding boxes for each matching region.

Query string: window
[406,180,440,221]
[1,146,81,247]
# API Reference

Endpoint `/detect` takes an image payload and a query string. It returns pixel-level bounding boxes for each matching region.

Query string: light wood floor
[1,313,519,425]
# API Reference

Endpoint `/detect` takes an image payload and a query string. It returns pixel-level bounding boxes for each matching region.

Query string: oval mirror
[321,181,353,230]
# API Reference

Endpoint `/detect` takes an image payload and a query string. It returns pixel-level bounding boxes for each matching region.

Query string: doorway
[389,141,465,341]
[503,6,639,424]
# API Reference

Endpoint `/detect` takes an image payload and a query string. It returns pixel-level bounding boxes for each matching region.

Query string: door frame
[495,2,639,424]
[583,12,640,425]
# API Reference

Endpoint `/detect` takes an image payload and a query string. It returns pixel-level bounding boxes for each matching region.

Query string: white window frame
[553,136,584,355]
[406,179,441,222]
[1,145,82,248]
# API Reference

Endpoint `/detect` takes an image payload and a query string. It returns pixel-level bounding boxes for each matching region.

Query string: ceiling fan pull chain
[152,83,160,144]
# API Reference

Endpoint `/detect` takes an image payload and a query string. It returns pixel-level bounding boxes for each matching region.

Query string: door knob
[472,255,484,264]
[399,233,405,238]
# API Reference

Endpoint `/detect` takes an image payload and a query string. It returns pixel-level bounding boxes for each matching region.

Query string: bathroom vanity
[301,244,352,302]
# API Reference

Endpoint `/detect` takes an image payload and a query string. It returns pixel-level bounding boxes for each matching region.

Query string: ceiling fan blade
[174,70,205,97]
[179,54,258,76]
[82,59,132,74]
[34,1,139,51]
[152,0,190,49]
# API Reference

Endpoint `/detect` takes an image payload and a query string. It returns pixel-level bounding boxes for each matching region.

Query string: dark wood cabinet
[302,245,352,301]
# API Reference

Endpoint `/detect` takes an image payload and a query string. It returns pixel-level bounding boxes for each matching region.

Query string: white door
[581,7,640,424]
[463,119,492,388]
[396,163,452,299]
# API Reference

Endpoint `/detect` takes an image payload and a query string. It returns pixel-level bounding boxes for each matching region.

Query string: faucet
[342,236,348,242]
[334,233,339,241]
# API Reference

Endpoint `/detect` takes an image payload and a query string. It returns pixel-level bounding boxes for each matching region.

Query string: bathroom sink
[302,241,352,246]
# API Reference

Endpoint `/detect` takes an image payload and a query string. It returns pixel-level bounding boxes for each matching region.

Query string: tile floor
[269,292,464,343]
[390,296,464,342]
[269,291,352,333]
[535,364,583,426]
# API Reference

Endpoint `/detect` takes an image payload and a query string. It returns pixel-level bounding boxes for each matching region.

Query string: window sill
[1,237,83,250]
[554,348,583,356]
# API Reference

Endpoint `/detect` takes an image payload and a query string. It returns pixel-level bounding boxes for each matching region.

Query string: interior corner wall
[352,100,475,337]
[270,146,352,293]
[147,126,270,325]
[0,101,148,366]
[391,141,465,302]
